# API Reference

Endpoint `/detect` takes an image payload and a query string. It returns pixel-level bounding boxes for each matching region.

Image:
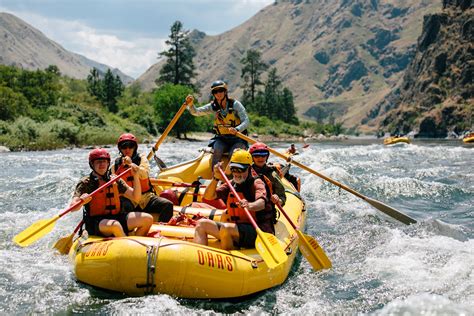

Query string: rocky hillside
[0,12,133,83]
[364,0,473,137]
[137,0,440,130]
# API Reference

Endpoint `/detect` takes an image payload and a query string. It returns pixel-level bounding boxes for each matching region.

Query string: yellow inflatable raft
[383,136,411,145]
[462,133,474,143]
[70,150,306,298]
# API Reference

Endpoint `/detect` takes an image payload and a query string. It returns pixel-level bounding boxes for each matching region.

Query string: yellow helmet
[229,149,252,168]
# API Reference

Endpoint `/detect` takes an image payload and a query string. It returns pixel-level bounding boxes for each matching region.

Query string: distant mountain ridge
[136,0,441,131]
[366,0,473,137]
[0,12,133,83]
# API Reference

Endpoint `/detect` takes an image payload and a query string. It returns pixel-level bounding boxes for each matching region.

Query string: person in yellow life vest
[193,149,274,250]
[70,148,153,237]
[111,133,174,223]
[249,142,286,207]
[186,80,250,168]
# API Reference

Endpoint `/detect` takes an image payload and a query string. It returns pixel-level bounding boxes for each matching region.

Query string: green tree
[262,68,281,118]
[0,86,30,121]
[280,87,298,124]
[101,69,124,113]
[87,67,102,99]
[157,21,196,89]
[240,49,268,106]
[154,84,195,139]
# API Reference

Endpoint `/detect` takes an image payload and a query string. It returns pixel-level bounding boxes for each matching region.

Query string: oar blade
[13,218,57,247]
[365,197,417,225]
[53,234,74,255]
[255,230,288,269]
[296,230,332,270]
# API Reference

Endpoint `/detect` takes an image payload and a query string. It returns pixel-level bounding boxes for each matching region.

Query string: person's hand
[271,194,280,205]
[239,199,249,209]
[186,95,194,107]
[130,164,139,175]
[80,193,92,204]
[228,127,238,135]
[213,162,223,180]
[123,156,132,166]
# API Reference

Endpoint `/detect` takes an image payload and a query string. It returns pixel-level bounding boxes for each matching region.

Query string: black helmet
[211,80,227,93]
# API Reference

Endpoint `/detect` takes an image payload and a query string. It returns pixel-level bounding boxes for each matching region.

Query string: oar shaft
[236,132,417,225]
[147,100,189,161]
[217,167,259,229]
[275,202,297,230]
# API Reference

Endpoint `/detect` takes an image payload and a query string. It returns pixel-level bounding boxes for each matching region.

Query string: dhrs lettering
[197,250,233,271]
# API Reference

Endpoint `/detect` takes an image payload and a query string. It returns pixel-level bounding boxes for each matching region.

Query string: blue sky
[0,0,273,78]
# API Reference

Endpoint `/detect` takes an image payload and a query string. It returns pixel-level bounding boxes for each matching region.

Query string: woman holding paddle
[70,148,153,237]
[112,133,174,223]
[193,149,275,250]
[186,80,250,168]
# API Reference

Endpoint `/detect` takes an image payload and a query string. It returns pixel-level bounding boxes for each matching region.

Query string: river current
[1,139,472,314]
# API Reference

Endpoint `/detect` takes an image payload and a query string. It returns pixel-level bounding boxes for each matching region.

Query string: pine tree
[263,68,281,119]
[281,87,298,124]
[101,69,124,113]
[240,49,268,106]
[157,21,196,89]
[87,67,102,100]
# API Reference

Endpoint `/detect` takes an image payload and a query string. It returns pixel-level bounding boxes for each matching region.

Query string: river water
[1,139,472,314]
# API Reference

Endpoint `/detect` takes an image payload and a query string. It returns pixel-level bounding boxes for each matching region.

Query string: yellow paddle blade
[53,233,74,255]
[297,230,332,270]
[13,216,59,247]
[255,230,288,269]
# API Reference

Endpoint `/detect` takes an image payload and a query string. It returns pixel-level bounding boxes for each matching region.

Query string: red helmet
[249,142,269,156]
[159,189,178,205]
[88,148,110,165]
[117,133,138,148]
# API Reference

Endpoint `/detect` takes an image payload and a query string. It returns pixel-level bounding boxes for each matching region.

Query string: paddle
[217,166,288,269]
[146,99,190,161]
[236,132,417,225]
[53,220,83,255]
[13,169,131,247]
[275,203,331,270]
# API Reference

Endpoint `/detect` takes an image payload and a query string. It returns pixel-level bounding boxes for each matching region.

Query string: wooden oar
[13,169,131,247]
[236,132,417,225]
[275,203,331,270]
[217,166,288,269]
[53,220,83,255]
[146,99,190,161]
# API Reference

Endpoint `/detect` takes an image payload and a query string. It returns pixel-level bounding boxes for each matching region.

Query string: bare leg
[99,219,126,237]
[219,223,240,250]
[193,219,221,245]
[127,212,153,236]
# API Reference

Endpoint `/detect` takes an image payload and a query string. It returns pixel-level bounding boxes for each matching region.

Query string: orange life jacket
[85,176,121,217]
[227,191,256,224]
[226,176,275,225]
[114,156,152,193]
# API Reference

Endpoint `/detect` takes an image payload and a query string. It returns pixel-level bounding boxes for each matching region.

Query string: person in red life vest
[111,133,173,223]
[249,142,286,207]
[70,148,153,237]
[185,80,249,169]
[193,149,275,250]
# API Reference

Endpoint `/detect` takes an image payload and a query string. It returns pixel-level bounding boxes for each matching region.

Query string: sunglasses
[120,142,135,150]
[213,88,226,94]
[230,167,248,173]
[251,152,269,157]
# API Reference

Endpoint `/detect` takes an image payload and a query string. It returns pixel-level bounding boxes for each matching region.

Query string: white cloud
[1,8,166,78]
[1,0,274,78]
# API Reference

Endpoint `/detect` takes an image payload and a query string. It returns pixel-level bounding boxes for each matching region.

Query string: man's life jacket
[226,175,276,229]
[114,155,152,193]
[84,172,121,217]
[211,98,247,136]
